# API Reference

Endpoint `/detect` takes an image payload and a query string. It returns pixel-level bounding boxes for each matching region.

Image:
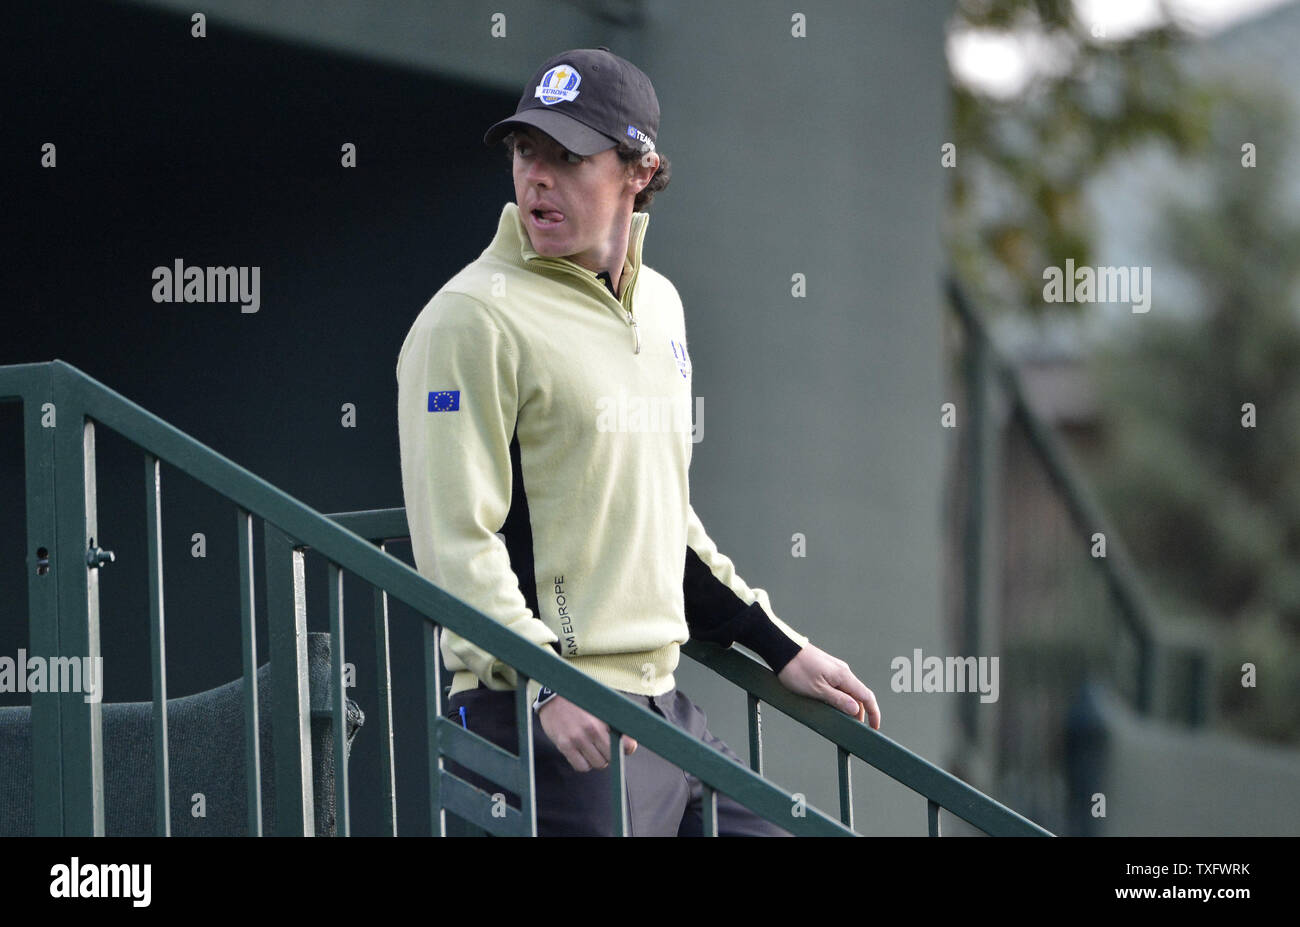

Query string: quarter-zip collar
[490,202,648,309]
[487,201,648,354]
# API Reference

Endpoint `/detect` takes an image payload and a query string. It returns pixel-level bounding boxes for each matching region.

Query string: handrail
[681,641,1051,836]
[0,361,843,835]
[945,277,1163,712]
[2,359,1051,836]
[319,506,1051,837]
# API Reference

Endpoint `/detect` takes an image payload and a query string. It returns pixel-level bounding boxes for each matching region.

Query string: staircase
[0,359,1051,836]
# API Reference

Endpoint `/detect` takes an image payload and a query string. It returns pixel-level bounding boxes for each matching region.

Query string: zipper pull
[626,309,641,354]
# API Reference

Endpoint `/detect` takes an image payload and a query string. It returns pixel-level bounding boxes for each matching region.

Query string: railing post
[515,674,537,836]
[609,727,629,835]
[328,563,350,836]
[21,365,64,836]
[236,507,263,836]
[1135,631,1156,716]
[960,319,995,741]
[701,786,718,836]
[144,452,171,835]
[372,546,398,835]
[1186,647,1209,728]
[264,522,314,835]
[424,623,445,837]
[747,694,763,775]
[836,745,854,830]
[52,387,105,837]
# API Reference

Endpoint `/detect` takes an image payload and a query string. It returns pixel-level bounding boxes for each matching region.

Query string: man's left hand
[777,644,881,730]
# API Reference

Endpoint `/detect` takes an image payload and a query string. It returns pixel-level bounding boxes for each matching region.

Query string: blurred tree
[947,0,1214,315]
[1086,89,1300,742]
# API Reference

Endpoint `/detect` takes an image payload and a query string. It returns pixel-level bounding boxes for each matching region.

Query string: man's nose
[524,155,554,186]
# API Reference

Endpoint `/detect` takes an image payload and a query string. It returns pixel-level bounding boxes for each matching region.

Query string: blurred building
[957,0,1300,835]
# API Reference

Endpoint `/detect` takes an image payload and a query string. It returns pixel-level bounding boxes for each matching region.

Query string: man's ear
[630,152,658,188]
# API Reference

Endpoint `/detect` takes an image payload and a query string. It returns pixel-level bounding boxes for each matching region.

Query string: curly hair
[501,130,671,212]
[614,140,671,212]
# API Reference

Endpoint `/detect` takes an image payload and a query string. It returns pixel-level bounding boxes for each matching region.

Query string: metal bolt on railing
[86,537,115,568]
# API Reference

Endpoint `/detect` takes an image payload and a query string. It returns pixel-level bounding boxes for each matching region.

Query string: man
[396,46,880,836]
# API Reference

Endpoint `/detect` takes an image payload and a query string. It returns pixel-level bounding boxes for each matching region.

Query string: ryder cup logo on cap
[483,47,660,158]
[535,64,581,105]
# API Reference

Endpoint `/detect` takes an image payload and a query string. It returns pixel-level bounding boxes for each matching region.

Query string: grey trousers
[445,685,793,837]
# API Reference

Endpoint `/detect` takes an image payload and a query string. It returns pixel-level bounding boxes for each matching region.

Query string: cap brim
[483,108,617,156]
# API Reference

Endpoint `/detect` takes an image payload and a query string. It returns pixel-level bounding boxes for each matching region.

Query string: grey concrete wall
[128,0,637,92]
[632,1,956,835]
[1089,686,1300,835]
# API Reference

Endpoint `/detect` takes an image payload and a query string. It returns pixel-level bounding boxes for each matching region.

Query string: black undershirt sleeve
[682,547,803,673]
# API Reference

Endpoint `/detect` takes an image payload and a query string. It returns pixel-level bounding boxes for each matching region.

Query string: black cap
[483,47,659,157]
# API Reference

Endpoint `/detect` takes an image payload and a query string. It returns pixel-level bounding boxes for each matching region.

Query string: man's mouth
[531,208,565,227]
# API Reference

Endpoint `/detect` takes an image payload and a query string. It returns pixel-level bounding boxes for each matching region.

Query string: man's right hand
[537,696,638,772]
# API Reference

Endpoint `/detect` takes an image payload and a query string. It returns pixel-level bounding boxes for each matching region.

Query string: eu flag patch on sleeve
[427,390,460,412]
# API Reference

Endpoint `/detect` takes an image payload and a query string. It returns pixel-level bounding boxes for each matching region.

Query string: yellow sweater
[396,202,809,703]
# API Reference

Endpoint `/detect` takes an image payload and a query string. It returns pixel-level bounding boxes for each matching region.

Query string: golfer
[397,46,880,836]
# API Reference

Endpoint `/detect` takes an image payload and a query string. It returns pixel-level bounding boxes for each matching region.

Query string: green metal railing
[944,277,1213,833]
[949,278,1155,711]
[2,359,1051,837]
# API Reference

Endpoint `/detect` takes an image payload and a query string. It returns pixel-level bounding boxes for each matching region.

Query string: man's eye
[563,151,583,164]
